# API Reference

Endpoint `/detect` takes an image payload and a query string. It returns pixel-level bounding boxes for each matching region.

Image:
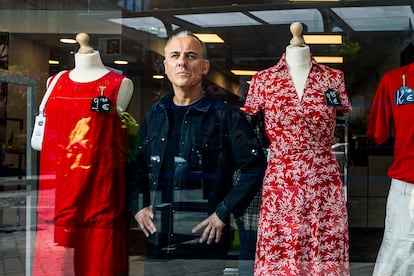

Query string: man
[127,30,266,275]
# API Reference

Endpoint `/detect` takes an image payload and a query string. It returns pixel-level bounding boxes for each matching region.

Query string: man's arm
[216,107,266,220]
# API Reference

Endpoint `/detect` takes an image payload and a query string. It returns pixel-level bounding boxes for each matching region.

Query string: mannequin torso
[67,50,133,112]
[285,45,311,101]
[47,32,133,113]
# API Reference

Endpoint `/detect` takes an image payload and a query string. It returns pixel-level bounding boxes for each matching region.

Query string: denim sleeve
[217,107,266,219]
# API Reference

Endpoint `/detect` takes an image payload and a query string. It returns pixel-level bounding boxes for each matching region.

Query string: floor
[0,217,378,275]
[0,228,375,275]
[0,181,379,275]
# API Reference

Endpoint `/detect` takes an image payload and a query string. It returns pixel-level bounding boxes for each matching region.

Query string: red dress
[33,71,129,276]
[244,54,351,276]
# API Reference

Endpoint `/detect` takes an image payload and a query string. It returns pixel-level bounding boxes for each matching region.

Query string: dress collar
[273,52,321,72]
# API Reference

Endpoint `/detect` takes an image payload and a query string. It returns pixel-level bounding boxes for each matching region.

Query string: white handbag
[31,70,66,151]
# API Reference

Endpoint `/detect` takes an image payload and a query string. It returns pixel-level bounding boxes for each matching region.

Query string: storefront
[0,0,412,275]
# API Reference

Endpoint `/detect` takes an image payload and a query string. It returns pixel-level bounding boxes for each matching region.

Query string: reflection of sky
[110,5,414,37]
[249,9,324,32]
[332,5,414,31]
[109,17,168,37]
[176,12,262,27]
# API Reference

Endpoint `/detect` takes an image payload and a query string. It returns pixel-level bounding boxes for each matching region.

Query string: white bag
[31,70,66,151]
[31,113,46,151]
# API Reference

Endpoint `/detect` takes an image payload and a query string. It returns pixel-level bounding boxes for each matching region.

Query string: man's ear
[203,60,210,75]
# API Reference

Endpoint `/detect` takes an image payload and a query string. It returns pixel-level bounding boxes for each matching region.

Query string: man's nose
[176,55,186,66]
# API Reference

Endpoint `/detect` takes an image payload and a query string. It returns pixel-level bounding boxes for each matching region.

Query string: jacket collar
[156,88,213,113]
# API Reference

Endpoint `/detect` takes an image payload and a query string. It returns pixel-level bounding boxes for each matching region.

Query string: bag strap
[39,70,67,114]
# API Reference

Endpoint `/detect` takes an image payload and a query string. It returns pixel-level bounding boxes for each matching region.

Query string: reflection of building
[0,1,414,274]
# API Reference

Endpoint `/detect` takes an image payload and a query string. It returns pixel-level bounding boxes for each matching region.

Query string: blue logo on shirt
[395,86,414,105]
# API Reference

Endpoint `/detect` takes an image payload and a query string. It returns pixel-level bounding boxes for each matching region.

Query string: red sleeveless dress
[33,71,129,276]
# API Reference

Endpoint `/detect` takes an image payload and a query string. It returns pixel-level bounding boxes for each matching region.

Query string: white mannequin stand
[285,22,311,101]
[48,32,133,113]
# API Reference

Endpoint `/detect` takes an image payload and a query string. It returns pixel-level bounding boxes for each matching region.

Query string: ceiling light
[48,60,60,65]
[303,35,342,44]
[314,56,343,63]
[194,33,224,43]
[59,38,77,44]
[114,60,128,65]
[231,70,258,76]
[153,74,164,79]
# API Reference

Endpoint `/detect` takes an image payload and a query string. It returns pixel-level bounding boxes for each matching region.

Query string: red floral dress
[244,54,351,276]
[33,71,129,276]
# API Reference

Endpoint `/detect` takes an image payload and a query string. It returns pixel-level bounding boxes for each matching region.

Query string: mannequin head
[289,22,305,47]
[76,33,94,54]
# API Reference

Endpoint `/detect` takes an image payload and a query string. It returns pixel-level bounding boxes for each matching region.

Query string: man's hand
[134,206,156,237]
[191,212,226,244]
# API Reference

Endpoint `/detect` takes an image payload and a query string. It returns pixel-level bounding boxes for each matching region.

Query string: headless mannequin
[48,32,133,113]
[285,22,311,101]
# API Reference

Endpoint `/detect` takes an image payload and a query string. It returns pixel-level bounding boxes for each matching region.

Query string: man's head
[163,30,210,91]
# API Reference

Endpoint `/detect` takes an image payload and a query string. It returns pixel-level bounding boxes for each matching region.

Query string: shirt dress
[244,54,351,276]
[33,71,129,276]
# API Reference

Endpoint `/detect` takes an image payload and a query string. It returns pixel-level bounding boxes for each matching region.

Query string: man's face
[163,36,210,89]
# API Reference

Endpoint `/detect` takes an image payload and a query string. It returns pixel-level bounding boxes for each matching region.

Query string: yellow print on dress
[66,117,92,170]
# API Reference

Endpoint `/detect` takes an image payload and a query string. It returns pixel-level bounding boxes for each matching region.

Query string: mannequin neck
[285,45,311,101]
[285,45,311,67]
[70,50,109,82]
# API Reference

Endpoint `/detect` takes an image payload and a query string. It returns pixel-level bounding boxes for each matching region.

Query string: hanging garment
[33,71,129,276]
[244,54,352,276]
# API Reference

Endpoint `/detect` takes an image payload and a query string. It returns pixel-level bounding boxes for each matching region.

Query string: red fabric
[244,54,351,275]
[367,62,414,184]
[33,71,129,275]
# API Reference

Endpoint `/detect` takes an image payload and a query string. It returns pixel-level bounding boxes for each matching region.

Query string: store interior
[0,0,414,270]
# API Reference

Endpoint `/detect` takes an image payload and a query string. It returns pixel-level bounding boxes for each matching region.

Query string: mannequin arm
[116,77,134,113]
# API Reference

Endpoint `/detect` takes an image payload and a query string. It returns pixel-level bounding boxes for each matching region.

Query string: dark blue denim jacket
[127,90,265,247]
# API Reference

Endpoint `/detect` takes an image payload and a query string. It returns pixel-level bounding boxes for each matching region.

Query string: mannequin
[33,32,134,275]
[367,57,414,275]
[285,22,311,100]
[49,32,133,113]
[244,21,351,276]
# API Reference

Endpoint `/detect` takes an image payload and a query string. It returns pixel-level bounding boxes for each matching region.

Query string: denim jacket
[127,90,266,247]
